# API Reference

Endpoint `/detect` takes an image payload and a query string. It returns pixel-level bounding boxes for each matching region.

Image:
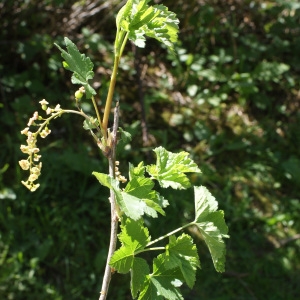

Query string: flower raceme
[19,99,62,191]
[19,89,105,191]
[19,131,42,191]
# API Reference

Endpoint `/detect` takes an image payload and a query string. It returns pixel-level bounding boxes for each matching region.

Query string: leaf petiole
[146,223,192,248]
[91,95,106,140]
[135,246,165,255]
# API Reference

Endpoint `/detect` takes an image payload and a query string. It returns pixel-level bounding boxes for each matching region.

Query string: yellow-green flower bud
[75,90,84,100]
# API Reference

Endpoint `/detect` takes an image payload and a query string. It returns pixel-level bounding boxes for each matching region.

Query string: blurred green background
[1,0,300,299]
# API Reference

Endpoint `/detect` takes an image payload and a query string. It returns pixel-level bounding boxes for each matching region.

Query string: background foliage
[1,0,300,299]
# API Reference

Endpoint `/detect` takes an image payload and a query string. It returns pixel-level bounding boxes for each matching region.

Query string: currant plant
[19,1,229,299]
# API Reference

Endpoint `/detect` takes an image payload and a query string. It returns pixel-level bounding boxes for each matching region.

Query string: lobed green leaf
[124,176,168,217]
[138,254,184,300]
[118,127,132,143]
[93,172,146,220]
[129,161,146,180]
[117,0,179,52]
[109,218,150,274]
[92,172,168,220]
[54,37,96,99]
[164,234,200,289]
[83,117,99,130]
[146,147,201,189]
[116,0,134,31]
[193,186,229,272]
[109,245,134,274]
[131,257,150,298]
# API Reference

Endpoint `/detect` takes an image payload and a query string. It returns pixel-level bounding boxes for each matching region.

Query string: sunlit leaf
[164,234,200,288]
[55,37,96,98]
[110,218,150,273]
[193,186,229,272]
[146,147,201,189]
[92,172,167,220]
[83,117,99,130]
[117,0,179,52]
[131,257,149,298]
[124,177,168,217]
[139,254,184,300]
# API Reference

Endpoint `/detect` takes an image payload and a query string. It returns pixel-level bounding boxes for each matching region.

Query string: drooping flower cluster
[19,123,42,192]
[19,99,62,191]
[115,161,127,183]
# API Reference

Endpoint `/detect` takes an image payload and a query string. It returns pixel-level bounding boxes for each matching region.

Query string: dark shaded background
[1,0,300,299]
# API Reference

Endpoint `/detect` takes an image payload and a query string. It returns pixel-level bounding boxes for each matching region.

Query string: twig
[99,102,120,300]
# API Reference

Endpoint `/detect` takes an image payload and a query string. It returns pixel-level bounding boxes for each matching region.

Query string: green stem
[102,30,129,133]
[102,55,119,133]
[146,223,193,247]
[37,109,100,144]
[36,109,78,135]
[91,95,106,140]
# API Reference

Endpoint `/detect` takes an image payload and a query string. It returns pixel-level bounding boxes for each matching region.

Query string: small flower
[21,180,31,189]
[21,127,29,135]
[39,99,49,110]
[28,173,39,182]
[26,133,35,146]
[21,180,40,192]
[30,183,40,192]
[33,154,41,162]
[27,117,35,126]
[31,147,40,154]
[39,99,49,106]
[31,167,41,176]
[40,128,51,138]
[54,104,61,112]
[19,159,30,170]
[20,145,30,154]
[27,112,39,126]
[46,107,53,115]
